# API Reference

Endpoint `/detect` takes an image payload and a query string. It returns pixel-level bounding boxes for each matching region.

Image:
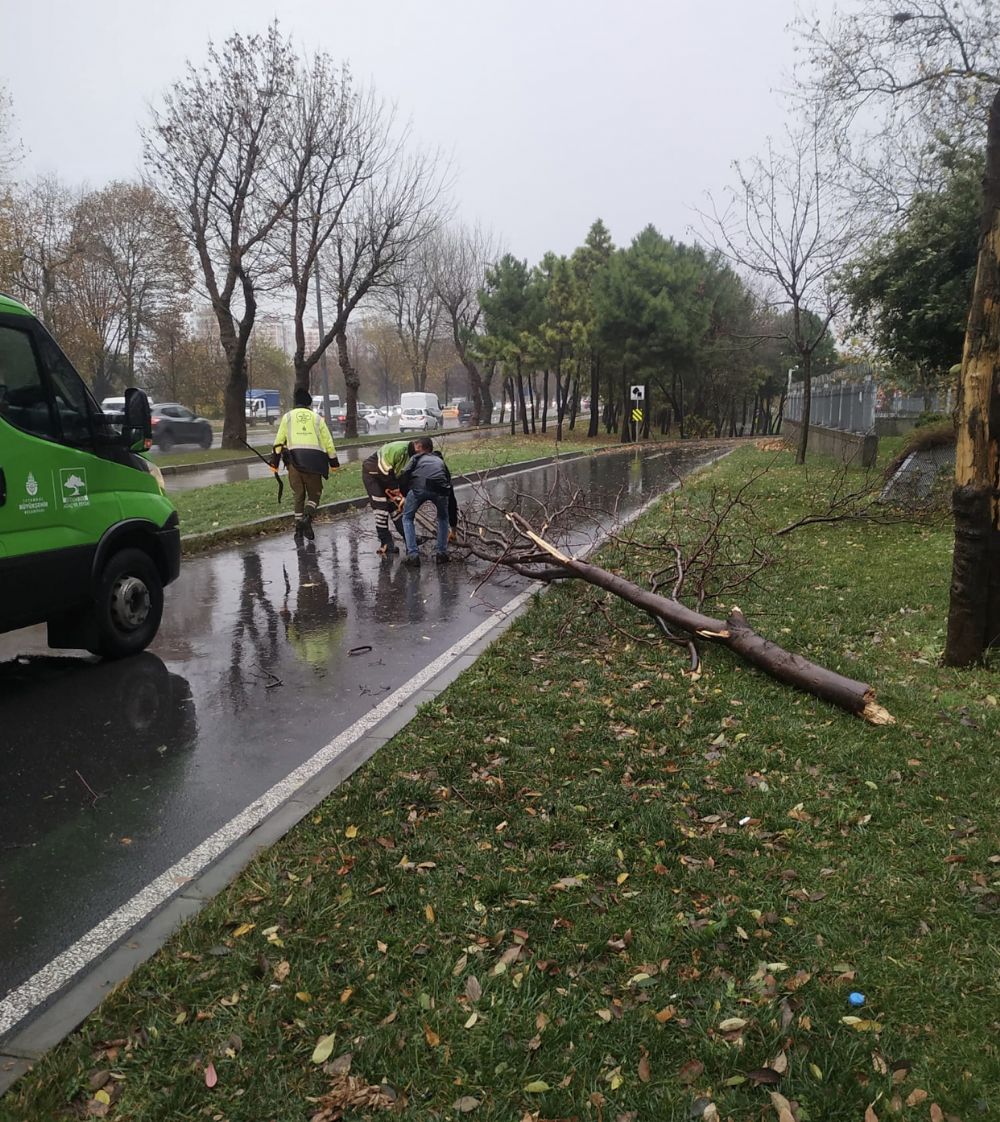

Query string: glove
[268,452,281,470]
[385,487,404,514]
[329,456,340,472]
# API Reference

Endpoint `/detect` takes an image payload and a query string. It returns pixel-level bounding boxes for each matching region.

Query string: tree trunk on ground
[486,520,893,724]
[945,85,1000,665]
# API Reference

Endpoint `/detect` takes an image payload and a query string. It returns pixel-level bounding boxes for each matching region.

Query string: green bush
[914,411,950,428]
[683,415,716,438]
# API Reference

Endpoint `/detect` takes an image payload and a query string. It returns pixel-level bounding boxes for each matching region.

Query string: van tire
[199,428,213,449]
[88,548,164,659]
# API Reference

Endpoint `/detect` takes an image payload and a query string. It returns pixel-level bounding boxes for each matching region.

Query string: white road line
[0,590,533,1037]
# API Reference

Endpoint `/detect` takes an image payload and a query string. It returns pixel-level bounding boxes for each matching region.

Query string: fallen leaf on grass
[905,1089,928,1107]
[523,1080,550,1093]
[769,1091,795,1122]
[204,1062,218,1088]
[678,1059,704,1085]
[345,824,358,838]
[423,1022,440,1047]
[465,975,482,1002]
[273,960,290,982]
[771,1052,788,1075]
[464,1011,479,1029]
[748,1068,782,1086]
[231,922,255,938]
[929,1105,944,1122]
[453,1096,481,1112]
[310,1072,397,1120]
[718,1017,747,1032]
[864,1106,878,1122]
[638,1053,651,1083]
[655,1005,676,1023]
[312,1034,336,1064]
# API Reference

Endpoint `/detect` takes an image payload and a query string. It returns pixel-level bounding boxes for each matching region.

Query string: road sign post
[629,386,645,442]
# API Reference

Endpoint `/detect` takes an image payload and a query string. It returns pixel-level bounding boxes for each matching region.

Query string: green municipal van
[0,293,180,657]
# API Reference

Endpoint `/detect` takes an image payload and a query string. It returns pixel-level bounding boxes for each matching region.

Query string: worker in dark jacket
[271,387,339,541]
[398,437,454,565]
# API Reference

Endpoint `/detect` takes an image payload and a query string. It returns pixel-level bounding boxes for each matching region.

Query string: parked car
[150,403,214,451]
[399,407,440,432]
[329,409,370,436]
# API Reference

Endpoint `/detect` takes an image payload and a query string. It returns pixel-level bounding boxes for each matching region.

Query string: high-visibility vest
[274,408,336,475]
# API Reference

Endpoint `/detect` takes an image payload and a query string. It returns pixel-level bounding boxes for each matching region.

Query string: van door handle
[0,468,6,506]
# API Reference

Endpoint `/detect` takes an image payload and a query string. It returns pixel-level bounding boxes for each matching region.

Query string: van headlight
[147,460,167,495]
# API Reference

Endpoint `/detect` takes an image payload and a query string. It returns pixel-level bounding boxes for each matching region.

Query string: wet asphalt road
[0,444,726,1033]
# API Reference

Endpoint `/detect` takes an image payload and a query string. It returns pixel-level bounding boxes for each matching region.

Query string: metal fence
[785,376,954,434]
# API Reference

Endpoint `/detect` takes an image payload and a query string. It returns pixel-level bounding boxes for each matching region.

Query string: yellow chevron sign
[632,408,643,423]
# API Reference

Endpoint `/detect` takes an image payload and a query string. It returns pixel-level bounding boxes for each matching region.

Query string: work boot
[403,553,421,567]
[301,513,315,541]
[434,552,450,565]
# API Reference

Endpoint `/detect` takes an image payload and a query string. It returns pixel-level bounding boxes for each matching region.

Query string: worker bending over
[271,387,339,541]
[362,439,412,555]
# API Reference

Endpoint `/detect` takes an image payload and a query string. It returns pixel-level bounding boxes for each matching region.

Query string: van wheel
[158,430,174,452]
[199,428,213,449]
[88,549,164,659]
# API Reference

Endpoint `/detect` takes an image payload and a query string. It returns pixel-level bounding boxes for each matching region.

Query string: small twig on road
[75,770,103,807]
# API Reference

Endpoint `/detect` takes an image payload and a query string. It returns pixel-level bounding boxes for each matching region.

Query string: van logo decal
[60,467,90,508]
[19,472,49,515]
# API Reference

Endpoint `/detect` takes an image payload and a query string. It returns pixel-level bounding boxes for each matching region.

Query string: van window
[0,325,59,441]
[37,331,103,446]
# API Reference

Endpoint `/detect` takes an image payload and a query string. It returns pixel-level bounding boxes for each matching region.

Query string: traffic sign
[632,407,643,423]
[630,385,645,400]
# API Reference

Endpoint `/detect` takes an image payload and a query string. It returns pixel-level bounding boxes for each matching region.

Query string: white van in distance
[398,391,443,432]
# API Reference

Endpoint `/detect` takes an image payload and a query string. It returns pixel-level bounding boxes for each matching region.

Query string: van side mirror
[122,388,153,452]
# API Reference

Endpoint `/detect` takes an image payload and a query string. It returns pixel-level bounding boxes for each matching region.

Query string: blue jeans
[402,487,450,556]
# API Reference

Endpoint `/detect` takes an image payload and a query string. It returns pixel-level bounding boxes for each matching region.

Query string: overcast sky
[2,0,828,264]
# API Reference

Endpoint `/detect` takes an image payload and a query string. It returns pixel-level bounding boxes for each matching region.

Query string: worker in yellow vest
[271,387,339,541]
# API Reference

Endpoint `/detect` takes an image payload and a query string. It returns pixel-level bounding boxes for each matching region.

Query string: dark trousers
[288,464,322,518]
[362,454,403,546]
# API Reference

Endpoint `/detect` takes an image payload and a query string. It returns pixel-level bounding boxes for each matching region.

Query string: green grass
[173,433,608,537]
[6,444,998,1122]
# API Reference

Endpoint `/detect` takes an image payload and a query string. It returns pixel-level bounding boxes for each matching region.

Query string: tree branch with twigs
[455,471,894,724]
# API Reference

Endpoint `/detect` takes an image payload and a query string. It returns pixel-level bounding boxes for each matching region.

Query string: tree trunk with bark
[945,85,1000,665]
[336,329,360,438]
[503,521,893,725]
[588,352,601,438]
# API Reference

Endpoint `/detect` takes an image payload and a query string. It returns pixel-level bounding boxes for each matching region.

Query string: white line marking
[0,590,533,1036]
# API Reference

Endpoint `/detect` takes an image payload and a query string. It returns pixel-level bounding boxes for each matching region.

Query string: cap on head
[293,387,313,408]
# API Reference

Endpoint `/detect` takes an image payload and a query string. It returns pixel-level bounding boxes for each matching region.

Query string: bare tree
[430,224,502,424]
[71,182,191,387]
[323,136,448,437]
[381,243,444,393]
[275,55,380,398]
[145,24,297,448]
[796,1,1000,664]
[703,119,867,464]
[5,175,81,333]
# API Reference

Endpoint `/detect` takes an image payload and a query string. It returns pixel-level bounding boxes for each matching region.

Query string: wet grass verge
[174,434,624,546]
[6,443,998,1121]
